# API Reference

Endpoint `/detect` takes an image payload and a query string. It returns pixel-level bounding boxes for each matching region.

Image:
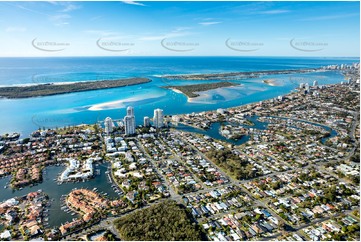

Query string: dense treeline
[0,77,151,98]
[115,200,206,241]
[165,82,236,98]
[162,68,317,80]
[206,149,260,180]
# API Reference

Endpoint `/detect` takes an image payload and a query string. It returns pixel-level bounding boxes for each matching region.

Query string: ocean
[0,56,358,137]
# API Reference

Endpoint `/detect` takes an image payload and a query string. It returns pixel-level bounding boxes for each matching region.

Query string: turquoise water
[0,56,358,137]
[176,115,336,146]
[0,118,337,229]
[175,116,268,145]
[0,57,353,228]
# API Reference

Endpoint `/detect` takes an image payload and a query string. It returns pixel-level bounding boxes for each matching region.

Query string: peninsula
[164,81,237,98]
[0,63,359,241]
[161,68,321,80]
[0,77,151,99]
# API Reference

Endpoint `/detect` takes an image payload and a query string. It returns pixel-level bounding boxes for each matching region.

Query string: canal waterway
[0,163,118,228]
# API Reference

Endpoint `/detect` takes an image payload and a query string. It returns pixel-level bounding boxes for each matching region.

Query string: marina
[0,163,118,228]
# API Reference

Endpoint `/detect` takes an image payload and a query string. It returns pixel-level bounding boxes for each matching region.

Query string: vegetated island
[162,68,321,80]
[0,77,151,99]
[114,200,206,241]
[164,81,237,98]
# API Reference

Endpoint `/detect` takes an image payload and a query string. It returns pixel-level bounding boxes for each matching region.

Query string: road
[174,113,360,235]
[158,135,207,189]
[176,134,295,231]
[348,110,359,165]
[136,139,178,199]
[261,208,359,241]
[64,199,170,240]
[64,107,359,240]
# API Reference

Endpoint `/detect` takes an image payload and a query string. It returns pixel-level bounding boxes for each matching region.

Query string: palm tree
[278,220,285,231]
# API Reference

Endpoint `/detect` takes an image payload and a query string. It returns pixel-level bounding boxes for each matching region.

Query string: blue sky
[0,1,359,57]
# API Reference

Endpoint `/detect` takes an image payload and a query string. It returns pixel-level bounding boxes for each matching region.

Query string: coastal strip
[0,77,151,99]
[163,81,238,98]
[161,68,323,80]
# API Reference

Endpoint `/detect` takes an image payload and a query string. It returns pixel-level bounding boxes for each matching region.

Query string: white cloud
[47,1,81,12]
[121,1,146,7]
[139,32,190,41]
[46,1,59,6]
[101,35,136,41]
[5,2,49,17]
[300,13,358,21]
[5,2,78,27]
[138,26,193,41]
[199,21,221,26]
[42,2,80,26]
[84,30,119,37]
[89,15,103,22]
[257,10,290,15]
[59,3,81,13]
[84,30,136,41]
[5,26,26,32]
[49,14,71,26]
[173,27,192,32]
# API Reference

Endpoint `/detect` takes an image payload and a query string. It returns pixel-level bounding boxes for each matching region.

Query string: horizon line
[0,56,359,59]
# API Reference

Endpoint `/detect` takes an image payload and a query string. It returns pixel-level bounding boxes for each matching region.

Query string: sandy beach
[169,88,184,94]
[262,79,280,86]
[186,85,247,104]
[88,92,165,111]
